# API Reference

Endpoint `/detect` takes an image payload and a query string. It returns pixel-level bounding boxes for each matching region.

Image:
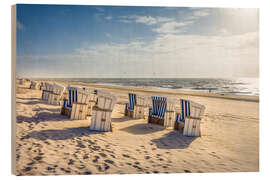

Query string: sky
[16,4,259,78]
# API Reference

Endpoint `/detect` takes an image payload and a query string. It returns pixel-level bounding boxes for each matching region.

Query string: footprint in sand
[133,165,142,171]
[145,156,151,160]
[104,163,110,170]
[34,156,43,161]
[110,154,116,158]
[104,159,115,165]
[77,164,85,169]
[99,153,107,158]
[184,169,191,173]
[60,168,71,173]
[96,165,103,172]
[83,154,89,159]
[22,166,32,172]
[68,159,75,165]
[92,155,100,163]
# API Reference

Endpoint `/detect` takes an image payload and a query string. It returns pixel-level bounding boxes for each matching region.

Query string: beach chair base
[61,108,72,117]
[90,107,112,132]
[148,116,164,126]
[125,106,145,119]
[48,93,61,105]
[125,109,134,118]
[70,102,88,120]
[148,111,175,127]
[175,116,201,137]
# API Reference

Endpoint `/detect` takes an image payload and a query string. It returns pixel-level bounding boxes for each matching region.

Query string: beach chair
[41,82,54,100]
[175,99,206,137]
[148,96,176,128]
[19,78,25,85]
[61,86,94,120]
[29,81,39,90]
[47,83,65,105]
[84,88,97,117]
[125,93,147,119]
[90,91,117,132]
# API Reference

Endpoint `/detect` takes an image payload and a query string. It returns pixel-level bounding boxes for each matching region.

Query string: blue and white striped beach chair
[61,86,95,120]
[148,96,176,127]
[125,93,147,118]
[175,99,205,136]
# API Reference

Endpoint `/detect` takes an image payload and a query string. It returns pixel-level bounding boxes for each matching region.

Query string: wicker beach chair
[125,93,147,119]
[29,81,39,90]
[89,90,117,132]
[61,86,94,120]
[175,99,206,136]
[19,78,25,85]
[47,83,65,105]
[148,96,176,128]
[41,82,54,100]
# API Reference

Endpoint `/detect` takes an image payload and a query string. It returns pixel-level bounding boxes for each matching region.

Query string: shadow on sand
[16,111,72,124]
[151,131,198,149]
[119,123,165,135]
[21,127,105,141]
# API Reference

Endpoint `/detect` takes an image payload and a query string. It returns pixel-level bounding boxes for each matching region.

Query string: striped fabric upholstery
[149,96,167,119]
[126,93,137,111]
[63,87,79,109]
[176,99,191,123]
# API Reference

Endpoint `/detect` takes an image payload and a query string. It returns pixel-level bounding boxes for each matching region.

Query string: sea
[39,78,259,96]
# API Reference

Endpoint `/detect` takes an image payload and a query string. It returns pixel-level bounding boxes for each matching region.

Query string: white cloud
[17,21,24,31]
[119,15,173,25]
[153,21,192,34]
[104,16,112,20]
[70,31,258,77]
[105,33,112,38]
[186,8,211,20]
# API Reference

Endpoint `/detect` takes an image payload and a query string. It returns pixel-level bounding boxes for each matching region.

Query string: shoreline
[33,79,259,103]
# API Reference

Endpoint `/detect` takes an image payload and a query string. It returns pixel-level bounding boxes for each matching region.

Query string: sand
[14,81,259,175]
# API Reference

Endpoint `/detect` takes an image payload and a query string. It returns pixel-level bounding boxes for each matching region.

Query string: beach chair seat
[148,96,176,128]
[29,81,39,90]
[175,99,205,137]
[90,91,117,132]
[41,82,54,100]
[125,93,147,119]
[48,84,65,105]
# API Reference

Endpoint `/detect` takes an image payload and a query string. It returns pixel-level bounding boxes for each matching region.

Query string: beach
[15,80,259,175]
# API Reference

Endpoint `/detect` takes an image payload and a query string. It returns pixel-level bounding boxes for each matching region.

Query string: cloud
[119,15,173,25]
[17,21,24,31]
[153,21,192,34]
[95,7,104,12]
[185,8,211,20]
[18,31,258,78]
[104,16,112,20]
[105,33,112,38]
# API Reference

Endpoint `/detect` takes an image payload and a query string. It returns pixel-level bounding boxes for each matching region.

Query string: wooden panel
[70,103,88,120]
[133,105,145,119]
[183,117,201,137]
[90,110,112,132]
[164,111,175,128]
